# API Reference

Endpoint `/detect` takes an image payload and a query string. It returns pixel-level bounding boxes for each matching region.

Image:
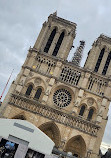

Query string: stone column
[26,52,37,68]
[42,78,55,103]
[81,72,91,89]
[104,81,111,99]
[72,89,84,115]
[34,21,49,51]
[96,98,108,123]
[42,61,62,103]
[78,71,85,87]
[15,68,31,94]
[85,45,100,71]
[48,31,60,55]
[59,33,74,60]
[53,61,62,78]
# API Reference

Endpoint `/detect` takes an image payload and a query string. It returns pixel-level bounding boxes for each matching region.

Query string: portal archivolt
[12,114,26,120]
[38,121,61,148]
[64,135,86,157]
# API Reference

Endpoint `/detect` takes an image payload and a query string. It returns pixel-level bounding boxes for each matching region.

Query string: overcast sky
[0,0,111,153]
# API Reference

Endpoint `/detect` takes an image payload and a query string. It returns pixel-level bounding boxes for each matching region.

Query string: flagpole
[0,69,14,101]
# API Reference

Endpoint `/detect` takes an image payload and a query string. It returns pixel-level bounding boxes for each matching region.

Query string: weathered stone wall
[1,13,111,158]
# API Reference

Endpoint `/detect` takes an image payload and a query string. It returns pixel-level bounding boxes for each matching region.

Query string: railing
[9,94,100,137]
[59,65,109,97]
[27,49,109,97]
[87,75,108,96]
[59,65,82,87]
[33,54,56,75]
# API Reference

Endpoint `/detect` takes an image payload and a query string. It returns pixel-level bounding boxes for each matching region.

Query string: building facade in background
[0,13,111,158]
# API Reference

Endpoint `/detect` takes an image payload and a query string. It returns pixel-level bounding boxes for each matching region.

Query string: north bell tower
[34,12,76,60]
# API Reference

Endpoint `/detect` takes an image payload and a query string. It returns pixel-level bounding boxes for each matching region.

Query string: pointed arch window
[102,51,111,75]
[52,32,64,56]
[34,88,42,100]
[94,48,105,72]
[87,108,94,121]
[79,105,86,116]
[44,28,56,53]
[25,85,33,96]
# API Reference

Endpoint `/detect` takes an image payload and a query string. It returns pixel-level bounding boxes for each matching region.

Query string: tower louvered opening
[44,28,56,53]
[102,51,111,75]
[52,32,64,56]
[94,48,105,72]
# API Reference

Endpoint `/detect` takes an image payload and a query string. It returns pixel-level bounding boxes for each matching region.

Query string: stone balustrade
[59,65,82,87]
[59,64,109,97]
[87,74,108,96]
[9,93,100,137]
[27,48,110,97]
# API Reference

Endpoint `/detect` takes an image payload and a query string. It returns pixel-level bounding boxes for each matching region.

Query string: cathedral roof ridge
[98,34,111,44]
[49,12,77,28]
[100,33,111,39]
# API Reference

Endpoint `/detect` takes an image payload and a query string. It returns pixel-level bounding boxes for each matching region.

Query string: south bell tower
[85,34,111,76]
[1,13,111,158]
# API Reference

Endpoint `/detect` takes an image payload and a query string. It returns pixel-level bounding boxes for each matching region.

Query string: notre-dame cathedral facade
[1,12,111,158]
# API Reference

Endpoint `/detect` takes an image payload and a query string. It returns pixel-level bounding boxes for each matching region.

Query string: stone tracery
[60,66,81,86]
[38,121,61,148]
[53,88,72,108]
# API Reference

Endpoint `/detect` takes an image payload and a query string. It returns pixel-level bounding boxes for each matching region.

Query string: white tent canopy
[0,119,55,155]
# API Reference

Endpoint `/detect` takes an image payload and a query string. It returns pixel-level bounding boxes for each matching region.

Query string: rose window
[53,89,72,107]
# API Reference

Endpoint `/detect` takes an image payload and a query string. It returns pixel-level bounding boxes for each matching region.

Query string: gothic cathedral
[1,13,111,158]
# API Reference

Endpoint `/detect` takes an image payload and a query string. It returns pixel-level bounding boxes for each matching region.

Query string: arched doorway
[39,122,61,148]
[64,135,86,157]
[12,114,26,120]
